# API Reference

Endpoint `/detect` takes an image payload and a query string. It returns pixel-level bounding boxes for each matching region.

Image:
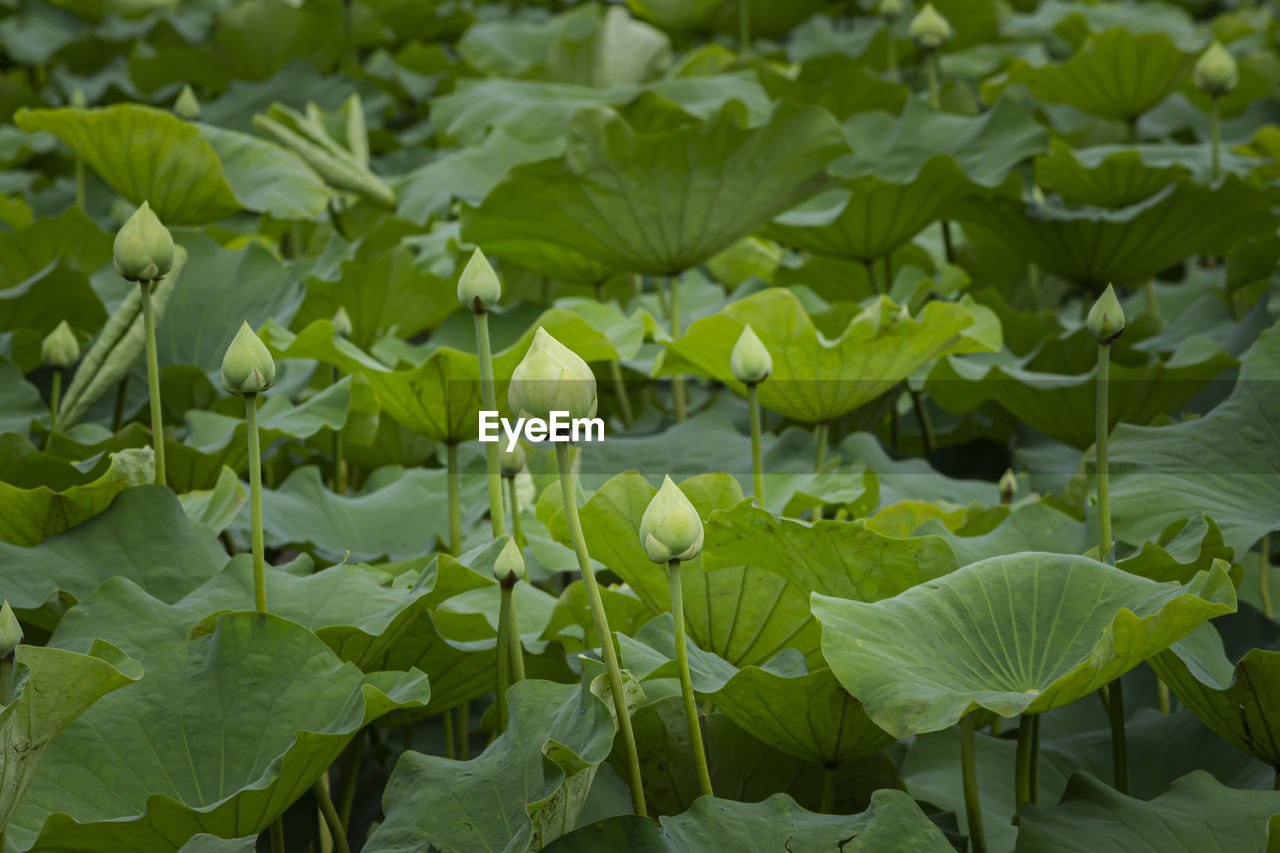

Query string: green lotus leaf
[9,613,430,852]
[958,176,1279,286]
[813,554,1235,738]
[626,0,829,38]
[927,333,1238,449]
[0,642,142,833]
[836,432,999,508]
[1007,28,1195,122]
[460,98,849,279]
[176,836,256,853]
[661,288,997,423]
[762,56,907,122]
[702,499,958,601]
[0,443,152,547]
[0,358,47,436]
[1001,1,1197,51]
[177,466,246,534]
[545,788,950,852]
[14,104,331,224]
[1109,320,1280,556]
[365,666,627,853]
[1016,771,1280,853]
[0,485,226,628]
[0,258,104,342]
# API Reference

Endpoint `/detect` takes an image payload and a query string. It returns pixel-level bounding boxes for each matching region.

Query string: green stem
[474,312,507,540]
[814,422,828,472]
[670,277,687,422]
[1108,680,1129,794]
[456,702,470,760]
[337,731,363,829]
[926,52,940,109]
[0,654,9,853]
[245,393,267,613]
[1015,715,1034,810]
[1157,678,1170,715]
[886,25,898,82]
[112,374,129,432]
[446,443,462,555]
[331,365,344,494]
[556,442,647,816]
[49,368,61,437]
[609,360,633,429]
[941,219,955,264]
[1029,713,1040,804]
[864,258,881,294]
[747,383,764,504]
[669,559,713,798]
[960,715,988,853]
[443,710,455,760]
[506,576,525,684]
[909,386,935,454]
[140,280,166,486]
[75,157,85,212]
[1097,343,1112,558]
[313,778,351,853]
[1211,96,1221,183]
[505,476,525,549]
[1260,533,1272,620]
[738,0,750,55]
[820,764,837,814]
[1145,281,1162,326]
[496,583,513,731]
[270,819,284,853]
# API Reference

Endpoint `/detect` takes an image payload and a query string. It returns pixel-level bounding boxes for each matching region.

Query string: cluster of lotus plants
[2,0,1280,851]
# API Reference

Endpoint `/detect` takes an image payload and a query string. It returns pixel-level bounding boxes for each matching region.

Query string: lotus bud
[879,0,903,21]
[999,468,1017,505]
[332,306,353,339]
[499,441,526,478]
[639,475,704,564]
[0,601,21,658]
[909,3,952,51]
[70,88,86,109]
[41,320,79,369]
[1086,284,1125,344]
[508,327,597,422]
[174,84,201,120]
[457,248,502,312]
[494,536,525,583]
[113,201,174,282]
[221,322,277,395]
[1194,41,1238,97]
[730,323,772,385]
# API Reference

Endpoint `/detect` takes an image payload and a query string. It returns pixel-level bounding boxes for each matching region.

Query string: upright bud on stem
[174,84,201,120]
[879,0,903,21]
[494,536,525,584]
[730,323,772,385]
[458,248,503,313]
[41,320,79,369]
[508,328,597,422]
[1194,41,1238,97]
[221,322,277,395]
[332,306,353,339]
[639,476,704,564]
[909,3,952,51]
[113,202,174,282]
[0,602,21,659]
[1087,284,1126,345]
[499,441,526,478]
[999,469,1017,506]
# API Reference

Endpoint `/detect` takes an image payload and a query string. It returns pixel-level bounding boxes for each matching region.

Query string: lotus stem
[909,386,935,453]
[814,422,828,472]
[443,710,455,759]
[609,361,633,429]
[337,731,364,828]
[1145,282,1161,325]
[446,443,461,555]
[1108,680,1129,793]
[505,475,525,548]
[820,764,837,814]
[960,714,988,853]
[555,442,647,816]
[670,277,687,422]
[245,392,268,613]
[49,368,61,437]
[1157,678,1170,715]
[739,0,750,55]
[456,702,471,760]
[941,220,955,263]
[926,52,941,109]
[669,558,713,798]
[864,258,881,294]
[0,645,10,851]
[313,778,350,853]
[496,583,513,731]
[140,280,166,485]
[1097,342,1113,558]
[474,312,507,540]
[331,366,345,493]
[506,576,524,683]
[1211,96,1221,182]
[270,820,284,853]
[112,375,129,432]
[886,27,898,83]
[1015,715,1034,810]
[747,383,765,504]
[1261,534,1272,620]
[1029,714,1040,803]
[75,157,85,212]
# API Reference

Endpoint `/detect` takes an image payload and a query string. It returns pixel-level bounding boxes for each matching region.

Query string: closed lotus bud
[174,84,201,120]
[879,0,903,21]
[1086,284,1125,344]
[332,306,353,339]
[221,322,277,395]
[0,601,21,658]
[41,320,79,369]
[499,441,526,477]
[70,88,86,109]
[999,469,1017,505]
[458,248,502,312]
[494,536,525,583]
[508,327,597,422]
[909,3,952,51]
[639,475,704,564]
[730,323,772,385]
[1194,41,1238,97]
[113,201,174,282]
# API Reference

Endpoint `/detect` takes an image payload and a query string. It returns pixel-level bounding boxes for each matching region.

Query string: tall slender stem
[337,731,364,827]
[446,443,461,555]
[1211,96,1221,183]
[670,277,687,422]
[556,443,646,815]
[926,52,941,109]
[496,584,512,731]
[246,393,267,613]
[506,577,525,683]
[443,710,455,759]
[313,779,351,853]
[747,384,764,504]
[609,361,633,429]
[1029,713,1040,804]
[669,559,713,798]
[270,820,284,853]
[331,365,344,493]
[909,386,935,453]
[75,157,85,211]
[456,702,470,759]
[820,764,837,813]
[863,258,881,294]
[505,476,525,548]
[1096,343,1112,558]
[474,312,507,539]
[1015,715,1033,810]
[1260,533,1272,620]
[886,26,898,82]
[960,715,988,853]
[0,651,10,853]
[140,280,166,485]
[49,368,61,437]
[814,422,828,472]
[1109,680,1129,793]
[112,375,129,432]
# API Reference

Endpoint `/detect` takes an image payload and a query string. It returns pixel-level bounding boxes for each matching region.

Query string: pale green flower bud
[1086,284,1125,344]
[458,248,502,312]
[639,476,704,564]
[879,0,903,21]
[41,320,79,369]
[1194,41,1238,97]
[332,306,353,339]
[499,441,526,477]
[494,536,525,583]
[221,322,277,395]
[909,3,952,51]
[0,601,21,658]
[999,468,1017,505]
[730,323,772,385]
[507,328,597,422]
[174,84,201,120]
[70,88,86,109]
[113,201,174,282]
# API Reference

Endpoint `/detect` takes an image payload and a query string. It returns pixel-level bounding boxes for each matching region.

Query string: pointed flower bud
[494,536,525,583]
[499,441,526,477]
[1086,284,1125,344]
[458,248,502,312]
[1194,41,1238,97]
[221,322,277,395]
[639,476,704,564]
[70,88,87,109]
[0,601,21,658]
[879,0,903,21]
[113,201,174,282]
[909,3,952,51]
[730,323,772,385]
[332,306,353,339]
[508,328,597,422]
[174,84,201,120]
[41,320,79,369]
[999,468,1017,505]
